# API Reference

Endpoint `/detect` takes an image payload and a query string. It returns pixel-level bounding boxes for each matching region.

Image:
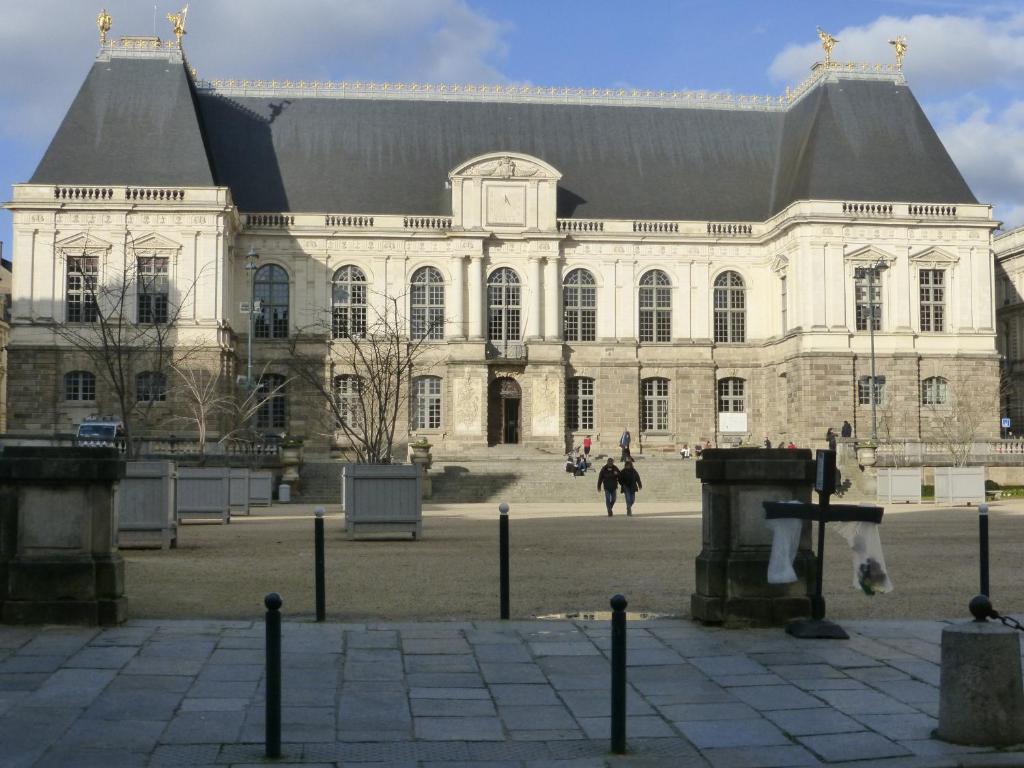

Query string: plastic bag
[766,518,803,584]
[832,521,894,594]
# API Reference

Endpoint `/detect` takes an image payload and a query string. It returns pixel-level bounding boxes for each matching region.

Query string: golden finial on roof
[166,4,188,48]
[888,36,908,68]
[96,8,112,45]
[816,26,838,66]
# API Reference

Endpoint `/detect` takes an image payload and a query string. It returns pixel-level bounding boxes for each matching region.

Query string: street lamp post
[855,261,888,443]
[245,247,260,389]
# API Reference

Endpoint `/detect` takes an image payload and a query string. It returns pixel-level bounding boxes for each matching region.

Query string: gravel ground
[123,499,1024,622]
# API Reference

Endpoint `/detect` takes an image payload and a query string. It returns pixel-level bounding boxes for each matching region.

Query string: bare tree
[283,291,439,464]
[170,363,233,462]
[52,237,209,457]
[924,375,1003,467]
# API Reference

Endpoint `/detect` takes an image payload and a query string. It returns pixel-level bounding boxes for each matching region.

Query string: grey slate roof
[30,55,977,220]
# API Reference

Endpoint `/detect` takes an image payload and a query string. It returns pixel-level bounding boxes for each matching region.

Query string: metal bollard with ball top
[610,593,628,754]
[264,592,282,758]
[314,506,326,622]
[499,502,510,620]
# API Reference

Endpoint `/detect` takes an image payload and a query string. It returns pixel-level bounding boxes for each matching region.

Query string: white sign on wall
[719,412,748,433]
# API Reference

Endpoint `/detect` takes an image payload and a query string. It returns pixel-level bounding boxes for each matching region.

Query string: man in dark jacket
[618,460,643,516]
[597,458,620,516]
[841,420,852,438]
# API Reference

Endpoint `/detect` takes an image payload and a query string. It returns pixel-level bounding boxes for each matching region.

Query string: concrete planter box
[877,467,922,504]
[117,461,177,549]
[249,471,273,506]
[934,466,986,505]
[342,464,422,539]
[229,468,251,516]
[176,467,230,524]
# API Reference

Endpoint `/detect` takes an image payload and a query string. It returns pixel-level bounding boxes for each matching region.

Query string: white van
[75,417,125,448]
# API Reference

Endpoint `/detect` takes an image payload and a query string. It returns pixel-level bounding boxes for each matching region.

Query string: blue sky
[3,0,1024,256]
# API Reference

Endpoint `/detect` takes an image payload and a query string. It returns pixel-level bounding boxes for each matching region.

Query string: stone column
[468,254,484,340]
[544,254,560,340]
[0,447,126,625]
[527,256,543,341]
[448,254,466,339]
[691,448,816,627]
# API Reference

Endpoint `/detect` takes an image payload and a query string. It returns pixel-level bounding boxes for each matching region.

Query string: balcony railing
[486,341,527,360]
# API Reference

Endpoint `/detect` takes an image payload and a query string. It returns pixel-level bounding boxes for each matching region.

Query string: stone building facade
[994,225,1024,434]
[4,38,1001,455]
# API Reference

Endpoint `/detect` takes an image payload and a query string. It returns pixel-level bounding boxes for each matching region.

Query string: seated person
[679,442,691,459]
[693,442,704,458]
[575,455,587,476]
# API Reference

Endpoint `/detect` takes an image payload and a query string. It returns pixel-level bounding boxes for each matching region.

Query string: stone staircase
[298,453,704,504]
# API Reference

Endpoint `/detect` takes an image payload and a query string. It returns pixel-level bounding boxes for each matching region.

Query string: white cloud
[769,13,1024,96]
[0,0,511,142]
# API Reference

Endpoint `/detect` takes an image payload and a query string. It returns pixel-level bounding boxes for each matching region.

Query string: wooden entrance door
[487,377,522,445]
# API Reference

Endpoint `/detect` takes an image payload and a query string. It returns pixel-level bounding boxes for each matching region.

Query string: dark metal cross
[763,449,884,640]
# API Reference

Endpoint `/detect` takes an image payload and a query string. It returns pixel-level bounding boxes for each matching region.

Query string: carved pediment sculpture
[450,152,561,182]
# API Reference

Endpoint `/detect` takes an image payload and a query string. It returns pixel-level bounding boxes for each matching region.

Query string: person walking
[582,435,592,465]
[619,459,642,516]
[597,458,620,516]
[841,420,852,439]
[763,436,772,449]
[826,427,837,452]
[619,428,631,461]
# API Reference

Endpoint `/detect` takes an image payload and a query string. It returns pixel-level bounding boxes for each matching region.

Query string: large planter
[934,466,986,505]
[249,470,273,506]
[877,467,922,504]
[342,463,422,539]
[117,461,177,549]
[229,468,251,516]
[176,467,230,524]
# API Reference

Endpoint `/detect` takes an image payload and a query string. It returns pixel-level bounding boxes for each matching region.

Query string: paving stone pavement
[0,618,1021,767]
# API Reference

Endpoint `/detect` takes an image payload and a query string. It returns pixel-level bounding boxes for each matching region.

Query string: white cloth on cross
[832,521,894,594]
[766,518,803,584]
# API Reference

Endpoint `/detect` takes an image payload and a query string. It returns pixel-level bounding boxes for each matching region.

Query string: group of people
[596,457,642,516]
[679,440,713,459]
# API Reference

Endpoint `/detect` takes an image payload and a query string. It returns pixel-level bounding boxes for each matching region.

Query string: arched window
[563,269,596,342]
[717,377,745,413]
[137,255,169,324]
[254,265,289,339]
[256,374,287,430]
[332,265,367,339]
[333,374,362,427]
[64,371,96,402]
[641,378,670,432]
[410,267,445,340]
[566,377,595,431]
[921,376,949,406]
[714,271,746,343]
[136,371,167,402]
[413,376,442,430]
[487,268,521,343]
[66,255,98,323]
[858,376,885,406]
[639,270,671,343]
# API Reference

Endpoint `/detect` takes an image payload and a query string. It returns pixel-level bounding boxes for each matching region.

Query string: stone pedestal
[937,621,1024,746]
[410,444,433,499]
[0,447,126,625]
[691,448,816,627]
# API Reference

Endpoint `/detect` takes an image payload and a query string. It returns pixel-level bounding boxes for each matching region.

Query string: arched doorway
[488,377,522,445]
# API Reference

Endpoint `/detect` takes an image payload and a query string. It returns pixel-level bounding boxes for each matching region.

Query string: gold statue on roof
[96,8,112,45]
[888,36,908,68]
[166,4,188,47]
[817,27,838,65]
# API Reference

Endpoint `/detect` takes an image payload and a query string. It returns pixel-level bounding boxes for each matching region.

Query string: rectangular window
[567,378,594,431]
[855,272,882,331]
[920,269,945,332]
[857,376,885,406]
[66,256,99,323]
[137,255,169,324]
[414,378,442,430]
[641,379,669,432]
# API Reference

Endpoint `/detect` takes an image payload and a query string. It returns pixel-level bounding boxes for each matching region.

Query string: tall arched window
[717,377,745,413]
[136,371,167,402]
[64,371,96,401]
[66,255,98,323]
[410,267,445,340]
[333,374,362,427]
[639,270,671,343]
[254,265,289,339]
[563,269,596,342]
[714,271,746,343]
[921,376,949,406]
[566,377,595,431]
[413,376,442,430]
[332,265,367,339]
[487,268,521,343]
[641,378,670,432]
[256,374,287,430]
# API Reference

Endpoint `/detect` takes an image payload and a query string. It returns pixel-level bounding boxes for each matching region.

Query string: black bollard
[499,502,510,620]
[264,592,282,758]
[610,593,628,755]
[979,503,990,597]
[314,507,326,622]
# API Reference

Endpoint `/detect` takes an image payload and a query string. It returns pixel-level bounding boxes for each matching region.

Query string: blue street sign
[1001,418,1011,429]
